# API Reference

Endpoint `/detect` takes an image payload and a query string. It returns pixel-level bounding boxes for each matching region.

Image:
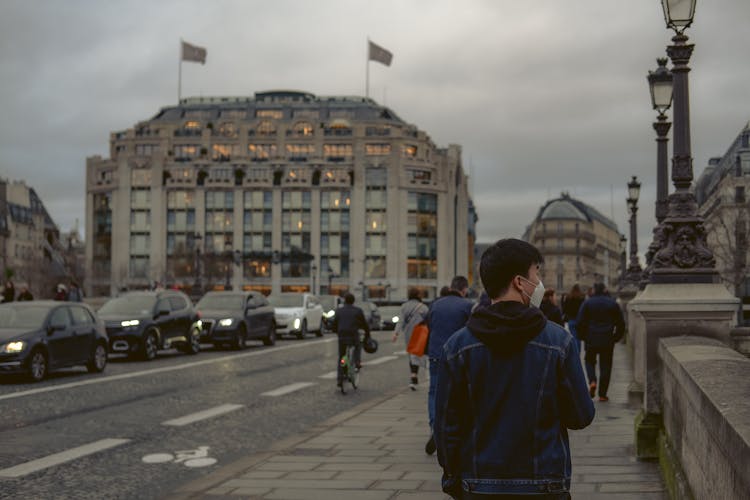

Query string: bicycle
[339,342,359,394]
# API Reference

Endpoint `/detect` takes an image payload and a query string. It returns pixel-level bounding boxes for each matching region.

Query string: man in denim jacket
[435,239,595,499]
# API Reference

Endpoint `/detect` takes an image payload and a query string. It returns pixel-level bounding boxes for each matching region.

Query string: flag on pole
[368,40,393,67]
[181,40,207,64]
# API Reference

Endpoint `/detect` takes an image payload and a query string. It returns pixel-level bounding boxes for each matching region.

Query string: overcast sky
[1,0,748,262]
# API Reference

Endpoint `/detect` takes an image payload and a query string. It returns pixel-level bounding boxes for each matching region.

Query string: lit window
[402,144,417,157]
[365,143,391,156]
[256,121,277,135]
[323,144,352,158]
[408,169,432,182]
[256,109,283,119]
[184,121,201,129]
[218,122,237,138]
[248,144,276,160]
[292,122,314,136]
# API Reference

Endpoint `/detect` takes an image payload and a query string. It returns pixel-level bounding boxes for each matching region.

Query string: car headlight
[392,316,399,323]
[3,341,25,353]
[121,319,140,328]
[219,318,234,327]
[293,318,301,330]
[324,310,335,318]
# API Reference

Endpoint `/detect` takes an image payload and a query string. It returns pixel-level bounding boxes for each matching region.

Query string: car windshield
[98,295,155,316]
[0,304,49,329]
[196,294,244,310]
[319,295,339,310]
[267,294,304,308]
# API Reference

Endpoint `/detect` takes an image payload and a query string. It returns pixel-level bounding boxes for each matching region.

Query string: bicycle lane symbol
[142,445,217,468]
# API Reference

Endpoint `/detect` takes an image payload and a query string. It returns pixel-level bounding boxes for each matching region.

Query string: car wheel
[262,323,276,346]
[27,349,48,382]
[233,324,247,350]
[87,342,108,373]
[296,320,307,340]
[314,324,323,338]
[185,327,201,355]
[140,329,158,361]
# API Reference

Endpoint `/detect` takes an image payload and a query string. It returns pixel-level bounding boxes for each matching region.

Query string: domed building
[523,193,624,293]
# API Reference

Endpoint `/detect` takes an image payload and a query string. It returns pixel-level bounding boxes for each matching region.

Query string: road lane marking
[0,337,337,402]
[0,438,130,478]
[363,355,399,366]
[392,350,407,355]
[162,404,244,427]
[261,382,316,397]
[319,371,337,379]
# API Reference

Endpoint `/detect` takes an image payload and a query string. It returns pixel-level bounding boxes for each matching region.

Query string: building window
[736,186,745,203]
[282,191,312,278]
[174,144,200,160]
[243,190,273,279]
[407,169,432,183]
[320,190,351,279]
[402,144,418,158]
[286,144,315,160]
[248,143,276,161]
[407,192,437,279]
[130,211,151,232]
[291,121,314,136]
[217,122,237,138]
[130,188,151,209]
[131,169,152,186]
[256,109,283,119]
[129,257,149,279]
[135,144,160,156]
[255,120,277,136]
[324,144,353,160]
[365,143,391,156]
[212,144,240,161]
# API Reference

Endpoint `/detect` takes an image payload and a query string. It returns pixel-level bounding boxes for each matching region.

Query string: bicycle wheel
[347,345,359,390]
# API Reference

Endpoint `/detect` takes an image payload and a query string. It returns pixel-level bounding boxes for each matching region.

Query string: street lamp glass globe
[661,0,697,32]
[628,176,641,202]
[648,58,673,112]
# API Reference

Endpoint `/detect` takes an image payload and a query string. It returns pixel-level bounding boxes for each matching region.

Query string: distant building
[0,179,67,298]
[695,121,750,320]
[523,193,623,293]
[85,91,476,300]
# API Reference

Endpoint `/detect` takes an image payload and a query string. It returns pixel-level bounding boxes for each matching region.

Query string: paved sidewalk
[167,345,666,500]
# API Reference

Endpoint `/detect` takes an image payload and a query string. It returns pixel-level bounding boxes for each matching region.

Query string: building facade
[523,193,623,293]
[695,121,750,320]
[85,91,475,300]
[0,179,67,298]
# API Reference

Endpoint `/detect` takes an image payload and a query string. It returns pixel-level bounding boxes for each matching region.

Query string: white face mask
[520,276,545,308]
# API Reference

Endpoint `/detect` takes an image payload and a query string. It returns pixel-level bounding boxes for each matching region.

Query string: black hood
[467,301,547,355]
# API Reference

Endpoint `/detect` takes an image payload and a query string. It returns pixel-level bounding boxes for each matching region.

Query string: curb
[164,385,410,499]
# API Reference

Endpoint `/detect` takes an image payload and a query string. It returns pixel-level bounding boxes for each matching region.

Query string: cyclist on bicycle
[332,293,371,389]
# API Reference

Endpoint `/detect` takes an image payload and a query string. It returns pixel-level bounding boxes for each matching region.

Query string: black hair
[593,282,607,295]
[408,288,422,301]
[450,276,469,292]
[344,292,355,304]
[480,238,543,299]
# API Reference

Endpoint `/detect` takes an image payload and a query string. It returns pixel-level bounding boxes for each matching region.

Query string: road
[0,330,412,499]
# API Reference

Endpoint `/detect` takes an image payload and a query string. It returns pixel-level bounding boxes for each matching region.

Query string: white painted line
[392,350,407,355]
[363,355,399,366]
[0,438,130,478]
[261,382,316,397]
[162,404,244,427]
[0,337,337,402]
[319,371,338,379]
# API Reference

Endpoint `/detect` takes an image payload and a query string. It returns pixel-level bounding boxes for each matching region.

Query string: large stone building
[85,91,476,300]
[695,121,750,319]
[523,193,623,293]
[0,179,68,297]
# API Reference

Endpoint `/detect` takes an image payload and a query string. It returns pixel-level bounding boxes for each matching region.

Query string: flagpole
[365,37,370,99]
[178,39,182,103]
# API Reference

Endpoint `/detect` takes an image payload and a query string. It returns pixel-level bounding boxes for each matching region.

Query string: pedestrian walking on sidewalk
[539,288,564,326]
[575,282,625,402]
[434,238,594,499]
[425,275,473,455]
[392,288,429,390]
[332,293,370,390]
[562,284,585,352]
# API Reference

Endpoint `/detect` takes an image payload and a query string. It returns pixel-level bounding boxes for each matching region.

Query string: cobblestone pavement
[167,344,666,500]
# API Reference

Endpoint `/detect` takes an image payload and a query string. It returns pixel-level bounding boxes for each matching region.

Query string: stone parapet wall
[658,336,749,500]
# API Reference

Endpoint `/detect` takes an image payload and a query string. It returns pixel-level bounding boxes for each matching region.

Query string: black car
[98,290,201,360]
[0,301,109,382]
[196,291,276,348]
[378,305,402,331]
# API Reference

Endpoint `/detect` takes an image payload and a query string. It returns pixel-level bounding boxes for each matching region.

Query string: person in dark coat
[2,281,15,303]
[17,285,33,301]
[540,288,564,325]
[332,293,370,389]
[425,275,473,455]
[576,282,625,402]
[562,284,585,351]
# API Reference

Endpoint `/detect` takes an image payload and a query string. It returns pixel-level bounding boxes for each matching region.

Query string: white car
[268,293,324,339]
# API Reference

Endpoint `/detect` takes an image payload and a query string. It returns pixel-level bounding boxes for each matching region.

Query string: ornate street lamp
[650,0,716,283]
[626,176,642,282]
[648,58,673,223]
